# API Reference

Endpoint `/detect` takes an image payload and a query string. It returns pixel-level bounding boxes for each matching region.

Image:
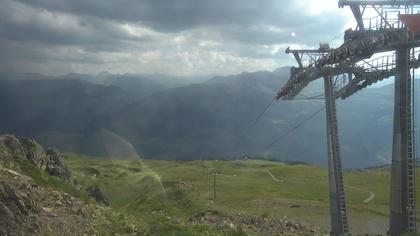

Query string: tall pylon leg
[389,48,417,235]
[324,75,349,236]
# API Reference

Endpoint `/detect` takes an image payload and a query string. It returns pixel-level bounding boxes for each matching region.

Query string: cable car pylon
[276,1,420,234]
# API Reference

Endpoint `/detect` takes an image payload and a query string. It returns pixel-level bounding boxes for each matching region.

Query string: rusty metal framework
[276,1,420,235]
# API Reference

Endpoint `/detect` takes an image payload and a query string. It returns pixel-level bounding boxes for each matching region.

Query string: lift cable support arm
[277,51,420,101]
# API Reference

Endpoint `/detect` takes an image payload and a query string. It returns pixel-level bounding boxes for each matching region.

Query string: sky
[0,0,354,76]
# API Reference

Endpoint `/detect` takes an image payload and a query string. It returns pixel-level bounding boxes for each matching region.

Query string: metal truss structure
[276,1,420,235]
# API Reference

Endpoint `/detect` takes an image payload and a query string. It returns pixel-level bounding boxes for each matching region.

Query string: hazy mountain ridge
[91,69,290,159]
[91,68,406,168]
[0,69,415,168]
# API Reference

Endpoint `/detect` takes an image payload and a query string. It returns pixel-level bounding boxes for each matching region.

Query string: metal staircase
[358,54,396,72]
[406,73,416,232]
[337,51,420,99]
[334,55,397,99]
[324,76,349,235]
[390,48,417,235]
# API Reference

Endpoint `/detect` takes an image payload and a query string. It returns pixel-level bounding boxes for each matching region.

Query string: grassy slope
[64,154,420,235]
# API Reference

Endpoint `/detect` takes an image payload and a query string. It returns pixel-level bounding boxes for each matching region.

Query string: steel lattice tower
[276,1,420,234]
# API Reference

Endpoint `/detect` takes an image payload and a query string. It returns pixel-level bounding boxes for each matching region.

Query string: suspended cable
[295,93,325,100]
[264,106,326,150]
[231,96,276,157]
[328,32,345,45]
[327,22,357,46]
[293,97,325,100]
[244,97,276,134]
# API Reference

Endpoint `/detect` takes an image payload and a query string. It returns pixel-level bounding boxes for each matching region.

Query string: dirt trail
[264,170,376,203]
[346,186,376,203]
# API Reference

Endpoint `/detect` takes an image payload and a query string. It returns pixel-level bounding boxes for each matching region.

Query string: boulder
[86,186,110,206]
[0,135,26,168]
[1,135,25,157]
[45,149,70,180]
[19,138,48,170]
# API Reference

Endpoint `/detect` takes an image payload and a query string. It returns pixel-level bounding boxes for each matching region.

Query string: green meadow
[64,154,420,235]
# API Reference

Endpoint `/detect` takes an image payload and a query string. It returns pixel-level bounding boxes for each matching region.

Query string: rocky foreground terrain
[0,135,142,236]
[0,134,324,236]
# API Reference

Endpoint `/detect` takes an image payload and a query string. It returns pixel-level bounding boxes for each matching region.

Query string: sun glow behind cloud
[0,0,353,76]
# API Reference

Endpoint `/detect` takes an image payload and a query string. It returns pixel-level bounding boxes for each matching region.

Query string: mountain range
[0,69,415,168]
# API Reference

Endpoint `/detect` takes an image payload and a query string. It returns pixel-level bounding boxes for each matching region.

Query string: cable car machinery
[276,1,420,235]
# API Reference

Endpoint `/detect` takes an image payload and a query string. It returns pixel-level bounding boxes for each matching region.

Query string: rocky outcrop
[1,135,25,157]
[0,135,70,180]
[0,165,143,236]
[45,149,70,180]
[86,186,110,206]
[19,138,49,170]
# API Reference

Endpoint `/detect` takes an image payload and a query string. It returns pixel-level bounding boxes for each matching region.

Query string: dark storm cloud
[0,0,152,47]
[16,0,308,31]
[14,0,347,44]
[0,0,351,75]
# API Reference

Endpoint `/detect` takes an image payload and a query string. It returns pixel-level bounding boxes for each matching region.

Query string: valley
[0,69,414,168]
